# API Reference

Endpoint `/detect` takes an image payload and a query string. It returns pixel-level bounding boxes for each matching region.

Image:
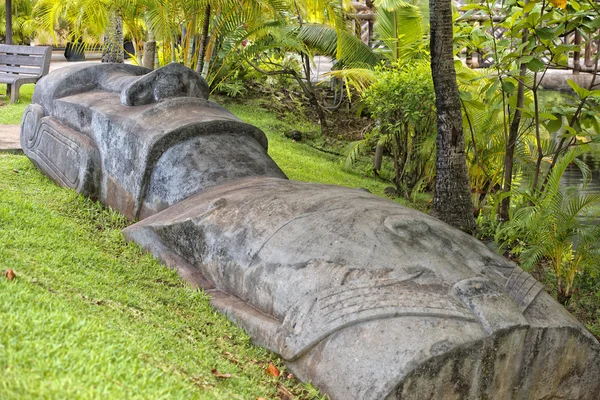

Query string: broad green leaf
[591,118,600,135]
[571,1,581,11]
[535,26,555,41]
[539,113,558,120]
[502,80,517,94]
[546,117,563,132]
[459,90,473,101]
[567,79,592,99]
[524,1,536,13]
[520,55,534,63]
[486,80,500,98]
[527,58,545,72]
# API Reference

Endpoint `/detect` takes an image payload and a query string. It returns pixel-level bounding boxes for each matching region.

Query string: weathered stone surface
[22,61,600,400]
[21,104,100,197]
[121,62,209,106]
[124,177,600,400]
[22,63,286,219]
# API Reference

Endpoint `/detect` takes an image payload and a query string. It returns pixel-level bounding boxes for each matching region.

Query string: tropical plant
[455,0,600,220]
[454,62,507,215]
[1,0,37,44]
[496,146,600,303]
[357,60,437,199]
[327,0,431,92]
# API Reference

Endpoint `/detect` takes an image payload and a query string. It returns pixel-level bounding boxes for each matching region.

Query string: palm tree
[101,9,123,63]
[429,0,476,232]
[2,0,37,45]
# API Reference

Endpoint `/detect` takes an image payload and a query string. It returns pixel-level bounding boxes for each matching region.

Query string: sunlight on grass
[0,84,34,125]
[0,155,320,399]
[225,99,426,209]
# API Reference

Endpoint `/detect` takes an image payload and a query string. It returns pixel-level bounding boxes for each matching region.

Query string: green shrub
[358,61,437,199]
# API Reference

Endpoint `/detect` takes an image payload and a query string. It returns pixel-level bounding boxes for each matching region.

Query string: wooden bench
[0,45,52,104]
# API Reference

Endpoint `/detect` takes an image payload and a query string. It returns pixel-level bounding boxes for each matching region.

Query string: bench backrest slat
[0,45,52,78]
[0,44,50,56]
[0,65,42,75]
[0,54,46,67]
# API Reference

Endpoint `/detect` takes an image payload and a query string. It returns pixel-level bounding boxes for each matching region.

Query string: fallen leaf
[12,169,19,173]
[257,398,267,400]
[286,373,294,380]
[211,369,232,378]
[5,269,15,281]
[266,362,280,378]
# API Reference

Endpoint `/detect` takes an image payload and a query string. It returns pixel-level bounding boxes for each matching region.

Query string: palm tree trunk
[195,5,211,74]
[102,11,124,63]
[429,0,476,233]
[5,0,12,44]
[142,41,156,69]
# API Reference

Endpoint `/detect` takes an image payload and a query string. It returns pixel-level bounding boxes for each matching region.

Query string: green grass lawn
[223,97,430,210]
[0,84,34,124]
[0,155,323,399]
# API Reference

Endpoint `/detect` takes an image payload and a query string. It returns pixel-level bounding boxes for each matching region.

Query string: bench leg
[5,84,11,99]
[10,83,19,104]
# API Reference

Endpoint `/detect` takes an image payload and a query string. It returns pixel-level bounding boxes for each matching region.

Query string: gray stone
[21,104,100,197]
[22,63,285,219]
[537,69,596,93]
[124,177,600,400]
[121,62,209,106]
[22,62,600,400]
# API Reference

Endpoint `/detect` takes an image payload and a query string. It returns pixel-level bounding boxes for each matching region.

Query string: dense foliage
[360,61,436,199]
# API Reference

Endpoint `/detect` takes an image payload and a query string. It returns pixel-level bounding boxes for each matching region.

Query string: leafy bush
[357,61,437,198]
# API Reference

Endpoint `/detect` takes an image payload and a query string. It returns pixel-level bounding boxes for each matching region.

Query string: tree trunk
[499,62,526,220]
[429,0,476,233]
[5,0,12,44]
[499,15,529,221]
[195,5,211,75]
[102,11,124,63]
[142,41,156,70]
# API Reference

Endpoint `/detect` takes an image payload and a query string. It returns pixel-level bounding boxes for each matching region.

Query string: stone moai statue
[21,62,285,220]
[22,63,600,400]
